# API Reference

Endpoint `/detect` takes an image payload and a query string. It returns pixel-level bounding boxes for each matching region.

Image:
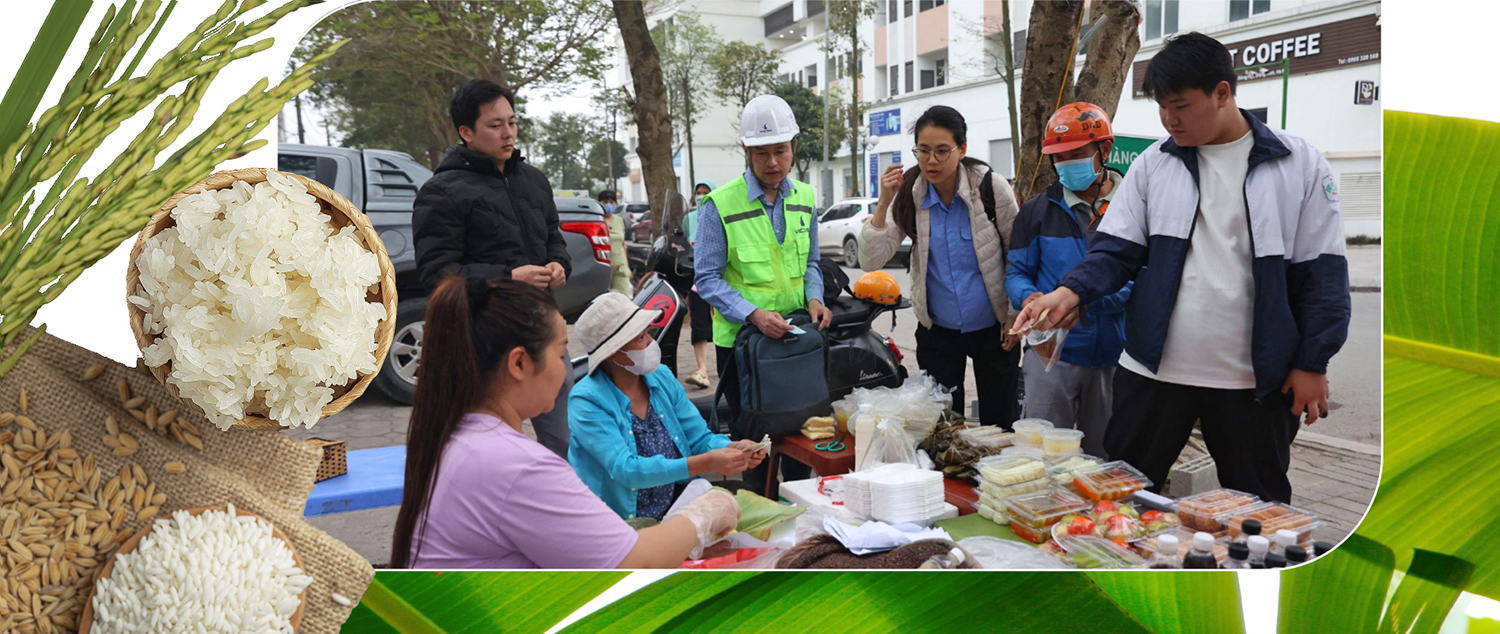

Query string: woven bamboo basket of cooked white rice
[125,168,398,432]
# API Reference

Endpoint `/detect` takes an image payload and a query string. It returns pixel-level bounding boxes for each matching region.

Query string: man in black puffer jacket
[414,79,574,457]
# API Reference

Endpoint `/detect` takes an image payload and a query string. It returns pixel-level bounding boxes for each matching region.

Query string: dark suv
[278,144,612,404]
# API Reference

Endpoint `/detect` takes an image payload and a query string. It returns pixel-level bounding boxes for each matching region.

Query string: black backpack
[818,256,850,304]
[711,312,832,441]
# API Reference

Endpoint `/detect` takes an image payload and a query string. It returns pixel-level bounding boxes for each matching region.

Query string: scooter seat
[826,296,875,326]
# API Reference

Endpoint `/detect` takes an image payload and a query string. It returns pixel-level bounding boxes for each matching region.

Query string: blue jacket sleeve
[568,387,689,490]
[1005,197,1045,310]
[1288,153,1351,374]
[693,199,759,324]
[1095,280,1133,314]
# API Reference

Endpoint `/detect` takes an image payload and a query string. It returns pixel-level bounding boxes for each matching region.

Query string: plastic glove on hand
[667,488,740,560]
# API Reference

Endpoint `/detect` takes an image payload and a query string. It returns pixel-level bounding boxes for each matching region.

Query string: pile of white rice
[130,172,386,430]
[88,504,313,633]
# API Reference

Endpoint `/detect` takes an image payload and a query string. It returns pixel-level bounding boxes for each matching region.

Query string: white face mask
[616,339,662,376]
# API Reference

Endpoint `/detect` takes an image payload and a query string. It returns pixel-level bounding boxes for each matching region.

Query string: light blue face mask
[602,203,617,215]
[1054,156,1101,191]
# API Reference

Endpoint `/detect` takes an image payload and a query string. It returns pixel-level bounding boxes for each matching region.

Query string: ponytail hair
[390,275,558,568]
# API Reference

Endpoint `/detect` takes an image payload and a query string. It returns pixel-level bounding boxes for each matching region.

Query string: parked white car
[817,197,911,268]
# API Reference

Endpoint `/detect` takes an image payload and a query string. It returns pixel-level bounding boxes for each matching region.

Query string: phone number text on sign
[1338,53,1379,65]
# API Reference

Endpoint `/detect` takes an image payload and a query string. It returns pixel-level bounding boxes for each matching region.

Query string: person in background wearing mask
[390,277,740,569]
[569,293,768,521]
[695,94,831,488]
[1014,33,1350,503]
[413,79,573,458]
[1005,103,1132,458]
[679,179,715,390]
[597,190,633,296]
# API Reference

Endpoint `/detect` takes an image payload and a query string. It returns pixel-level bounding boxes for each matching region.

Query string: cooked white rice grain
[134,172,384,429]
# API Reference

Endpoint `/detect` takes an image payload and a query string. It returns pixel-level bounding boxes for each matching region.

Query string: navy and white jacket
[1058,111,1351,397]
[1006,173,1131,369]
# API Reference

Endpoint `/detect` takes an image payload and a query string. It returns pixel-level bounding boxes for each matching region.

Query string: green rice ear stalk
[0,325,46,378]
[0,0,336,382]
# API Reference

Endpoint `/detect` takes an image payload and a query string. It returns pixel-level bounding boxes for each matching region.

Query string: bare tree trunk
[1017,0,1082,200]
[1073,1,1141,121]
[614,1,678,231]
[684,75,696,195]
[847,17,860,197]
[1001,0,1021,173]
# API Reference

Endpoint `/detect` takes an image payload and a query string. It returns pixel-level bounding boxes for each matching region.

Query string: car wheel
[843,237,860,268]
[372,298,427,405]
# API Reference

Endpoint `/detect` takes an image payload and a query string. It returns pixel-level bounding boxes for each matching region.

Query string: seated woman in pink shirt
[389,276,739,569]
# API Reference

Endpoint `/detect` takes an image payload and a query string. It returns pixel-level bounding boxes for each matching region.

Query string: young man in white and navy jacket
[1013,33,1351,504]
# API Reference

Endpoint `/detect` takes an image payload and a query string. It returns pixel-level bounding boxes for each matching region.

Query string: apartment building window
[890,67,899,97]
[921,69,934,90]
[1230,0,1271,21]
[1145,0,1179,40]
[1247,107,1269,124]
[889,0,897,20]
[904,0,913,18]
[918,0,945,11]
[905,61,914,92]
[936,58,947,87]
[808,71,817,88]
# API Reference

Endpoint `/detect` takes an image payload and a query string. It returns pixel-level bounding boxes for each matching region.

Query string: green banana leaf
[1279,533,1395,634]
[732,488,805,538]
[557,571,1229,633]
[1370,110,1500,601]
[340,572,628,634]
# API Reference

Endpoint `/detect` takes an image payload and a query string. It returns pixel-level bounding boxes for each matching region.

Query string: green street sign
[1106,135,1159,173]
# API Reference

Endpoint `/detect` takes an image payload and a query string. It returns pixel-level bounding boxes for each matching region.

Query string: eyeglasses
[912,146,955,162]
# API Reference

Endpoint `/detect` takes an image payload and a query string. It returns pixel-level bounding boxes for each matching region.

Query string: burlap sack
[1,328,373,633]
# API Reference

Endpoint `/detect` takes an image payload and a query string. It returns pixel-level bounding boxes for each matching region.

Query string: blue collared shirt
[923,182,997,333]
[693,168,823,324]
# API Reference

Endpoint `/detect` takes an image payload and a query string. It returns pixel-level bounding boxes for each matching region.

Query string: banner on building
[1131,14,1380,98]
[1106,135,1159,173]
[870,109,902,136]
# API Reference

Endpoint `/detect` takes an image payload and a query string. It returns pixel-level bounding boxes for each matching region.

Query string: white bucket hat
[577,293,661,374]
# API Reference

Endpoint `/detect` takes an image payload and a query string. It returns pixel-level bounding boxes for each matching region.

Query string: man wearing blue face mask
[1005,102,1131,458]
[598,190,633,295]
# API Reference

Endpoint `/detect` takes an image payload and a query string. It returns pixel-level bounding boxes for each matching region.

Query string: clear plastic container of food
[999,445,1047,460]
[979,476,1052,503]
[1219,502,1324,543]
[977,502,1005,524]
[1058,535,1148,569]
[1133,528,1229,564]
[1042,428,1085,454]
[1175,489,1262,532]
[1011,520,1054,544]
[1072,461,1152,501]
[1012,419,1054,446]
[955,426,1015,452]
[978,456,1046,487]
[1004,487,1092,530]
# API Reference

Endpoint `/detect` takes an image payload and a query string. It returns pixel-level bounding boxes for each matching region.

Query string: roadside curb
[1294,430,1381,457]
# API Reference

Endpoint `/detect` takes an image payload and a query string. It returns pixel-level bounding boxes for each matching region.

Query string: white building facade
[618,0,1381,237]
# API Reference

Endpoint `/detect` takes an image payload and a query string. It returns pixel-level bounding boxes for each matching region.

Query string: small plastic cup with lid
[1012,419,1054,446]
[1041,428,1085,454]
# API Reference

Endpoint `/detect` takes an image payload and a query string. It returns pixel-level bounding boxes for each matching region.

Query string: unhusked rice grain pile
[130,172,386,430]
[88,504,311,634]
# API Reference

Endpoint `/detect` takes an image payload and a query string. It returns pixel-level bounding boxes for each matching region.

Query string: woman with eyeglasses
[856,106,1025,428]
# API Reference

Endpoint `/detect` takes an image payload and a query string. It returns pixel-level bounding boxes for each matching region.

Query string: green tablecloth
[934,514,1030,544]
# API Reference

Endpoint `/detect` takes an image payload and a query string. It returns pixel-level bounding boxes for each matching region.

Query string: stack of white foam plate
[870,468,946,525]
[843,463,918,521]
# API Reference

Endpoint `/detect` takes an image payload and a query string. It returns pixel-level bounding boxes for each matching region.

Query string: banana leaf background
[334,110,1500,634]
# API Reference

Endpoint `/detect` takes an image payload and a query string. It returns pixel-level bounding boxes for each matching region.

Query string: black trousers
[688,290,713,344]
[914,323,1022,429]
[717,345,812,488]
[1103,367,1301,504]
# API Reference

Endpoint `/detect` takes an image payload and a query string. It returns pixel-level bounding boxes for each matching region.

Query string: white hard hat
[740,95,799,147]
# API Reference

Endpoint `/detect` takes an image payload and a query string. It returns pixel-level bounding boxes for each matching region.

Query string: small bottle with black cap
[1285,545,1310,566]
[1313,541,1334,559]
[1265,552,1289,569]
[1232,519,1263,547]
[1223,542,1252,570]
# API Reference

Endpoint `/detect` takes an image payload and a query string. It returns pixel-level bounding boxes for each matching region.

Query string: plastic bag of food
[860,417,922,471]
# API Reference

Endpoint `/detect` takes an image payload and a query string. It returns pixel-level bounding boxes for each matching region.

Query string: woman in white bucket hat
[569,293,769,521]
